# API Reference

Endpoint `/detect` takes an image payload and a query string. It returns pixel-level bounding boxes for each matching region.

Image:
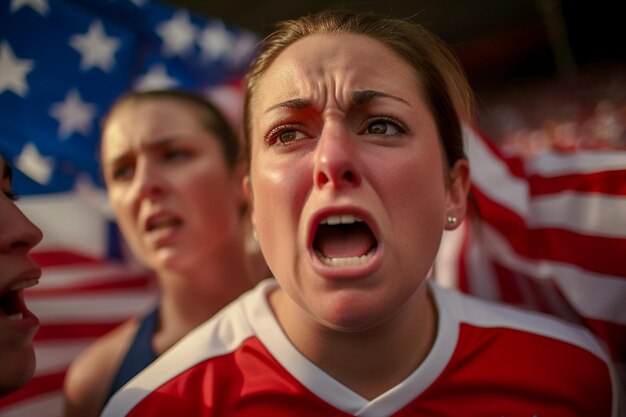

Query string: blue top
[105,307,159,402]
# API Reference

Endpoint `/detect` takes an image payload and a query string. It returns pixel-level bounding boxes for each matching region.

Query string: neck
[273,282,437,400]
[152,238,255,354]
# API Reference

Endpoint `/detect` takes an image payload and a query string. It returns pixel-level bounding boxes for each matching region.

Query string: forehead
[101,98,206,157]
[254,33,419,106]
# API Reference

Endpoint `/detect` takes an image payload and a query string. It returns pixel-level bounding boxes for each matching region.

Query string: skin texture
[0,156,43,396]
[101,99,245,275]
[245,33,470,398]
[64,97,255,416]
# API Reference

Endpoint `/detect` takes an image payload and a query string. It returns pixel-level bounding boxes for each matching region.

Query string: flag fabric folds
[436,127,626,381]
[0,0,256,415]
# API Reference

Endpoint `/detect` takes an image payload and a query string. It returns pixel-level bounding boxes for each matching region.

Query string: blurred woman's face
[0,156,43,395]
[101,99,245,275]
[246,33,468,332]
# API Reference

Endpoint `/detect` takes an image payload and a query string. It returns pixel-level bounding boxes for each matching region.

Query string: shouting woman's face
[246,33,469,332]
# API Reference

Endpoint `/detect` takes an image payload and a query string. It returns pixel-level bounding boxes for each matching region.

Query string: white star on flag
[133,64,179,91]
[15,142,54,185]
[10,0,49,15]
[49,89,97,139]
[70,20,120,72]
[156,11,198,57]
[198,23,234,61]
[0,41,34,97]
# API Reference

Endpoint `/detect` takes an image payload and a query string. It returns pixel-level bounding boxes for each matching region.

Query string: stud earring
[447,216,457,225]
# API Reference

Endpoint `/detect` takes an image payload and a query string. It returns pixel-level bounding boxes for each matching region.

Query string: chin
[315,294,394,333]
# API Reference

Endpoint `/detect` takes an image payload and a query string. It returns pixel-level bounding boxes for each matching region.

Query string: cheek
[382,155,447,238]
[108,193,135,232]
[251,158,309,266]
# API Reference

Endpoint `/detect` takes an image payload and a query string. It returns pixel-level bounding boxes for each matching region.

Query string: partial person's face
[101,99,245,274]
[247,34,468,331]
[0,156,43,395]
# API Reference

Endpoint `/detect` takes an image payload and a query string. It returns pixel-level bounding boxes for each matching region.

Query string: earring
[447,216,457,225]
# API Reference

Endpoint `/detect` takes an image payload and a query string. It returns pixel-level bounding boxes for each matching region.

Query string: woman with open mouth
[0,153,43,396]
[102,11,622,417]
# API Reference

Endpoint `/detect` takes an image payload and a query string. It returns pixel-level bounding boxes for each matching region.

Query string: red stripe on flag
[34,322,125,341]
[473,187,626,277]
[0,370,66,408]
[31,251,106,267]
[529,170,626,196]
[583,318,626,361]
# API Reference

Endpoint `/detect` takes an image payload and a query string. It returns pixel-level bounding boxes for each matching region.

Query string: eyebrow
[352,90,411,107]
[264,98,311,113]
[106,137,179,167]
[264,90,411,114]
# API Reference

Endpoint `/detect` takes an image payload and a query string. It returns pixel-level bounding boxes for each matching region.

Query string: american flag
[0,0,256,415]
[436,126,626,381]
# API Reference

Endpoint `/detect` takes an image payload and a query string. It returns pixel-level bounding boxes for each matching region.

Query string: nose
[313,123,361,190]
[0,200,43,254]
[130,159,167,203]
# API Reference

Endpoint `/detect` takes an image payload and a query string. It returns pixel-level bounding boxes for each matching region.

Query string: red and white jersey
[101,279,622,417]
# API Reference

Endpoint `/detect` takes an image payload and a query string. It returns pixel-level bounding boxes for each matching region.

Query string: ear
[445,159,470,230]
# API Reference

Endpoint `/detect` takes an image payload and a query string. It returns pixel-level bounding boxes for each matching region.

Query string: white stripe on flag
[528,192,626,237]
[33,340,94,376]
[481,224,626,325]
[464,128,529,216]
[28,291,158,323]
[16,192,109,258]
[526,151,626,176]
[37,264,151,290]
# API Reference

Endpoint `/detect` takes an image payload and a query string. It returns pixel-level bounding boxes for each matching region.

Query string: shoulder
[64,319,140,417]
[100,280,276,417]
[430,282,623,413]
[431,280,610,359]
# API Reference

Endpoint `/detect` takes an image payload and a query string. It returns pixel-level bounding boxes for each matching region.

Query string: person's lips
[307,207,383,279]
[0,268,41,333]
[144,211,183,233]
[313,214,378,266]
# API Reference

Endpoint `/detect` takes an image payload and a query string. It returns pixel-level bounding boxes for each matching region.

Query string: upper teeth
[320,214,363,225]
[8,313,23,321]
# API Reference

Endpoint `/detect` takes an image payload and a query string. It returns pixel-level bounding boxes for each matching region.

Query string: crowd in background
[482,66,626,156]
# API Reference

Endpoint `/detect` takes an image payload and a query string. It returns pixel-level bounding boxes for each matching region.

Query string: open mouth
[0,279,37,321]
[313,214,378,267]
[146,216,182,232]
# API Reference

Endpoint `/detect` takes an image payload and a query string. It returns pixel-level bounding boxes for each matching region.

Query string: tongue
[315,223,376,259]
